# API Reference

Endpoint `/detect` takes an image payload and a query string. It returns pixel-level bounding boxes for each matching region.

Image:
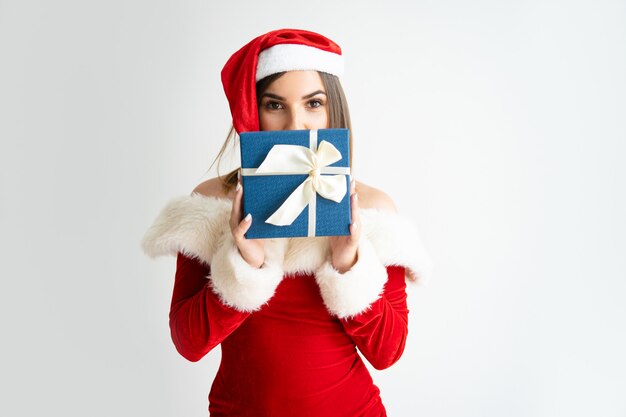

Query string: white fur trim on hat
[315,234,388,319]
[256,44,344,81]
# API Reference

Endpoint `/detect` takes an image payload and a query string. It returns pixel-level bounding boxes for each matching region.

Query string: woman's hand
[230,181,266,268]
[328,178,360,273]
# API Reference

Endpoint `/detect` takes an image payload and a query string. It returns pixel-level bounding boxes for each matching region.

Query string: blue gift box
[239,128,352,239]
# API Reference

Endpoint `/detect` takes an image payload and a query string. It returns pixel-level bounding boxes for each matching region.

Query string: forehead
[264,70,325,96]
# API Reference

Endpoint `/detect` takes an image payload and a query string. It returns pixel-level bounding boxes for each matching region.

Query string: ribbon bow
[254,138,349,227]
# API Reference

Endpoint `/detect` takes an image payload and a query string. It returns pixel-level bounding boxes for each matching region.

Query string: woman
[142,28,431,417]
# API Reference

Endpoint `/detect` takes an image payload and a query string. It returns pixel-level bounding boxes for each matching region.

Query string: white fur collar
[141,193,433,283]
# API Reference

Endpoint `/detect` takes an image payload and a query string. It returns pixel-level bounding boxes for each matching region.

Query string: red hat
[221,28,344,134]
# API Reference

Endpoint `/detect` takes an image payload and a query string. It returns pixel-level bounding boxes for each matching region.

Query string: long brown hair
[208,71,353,194]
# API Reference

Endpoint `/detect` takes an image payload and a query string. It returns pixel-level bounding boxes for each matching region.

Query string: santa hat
[221,28,344,134]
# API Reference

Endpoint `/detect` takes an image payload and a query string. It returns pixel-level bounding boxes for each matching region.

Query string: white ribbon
[241,130,350,236]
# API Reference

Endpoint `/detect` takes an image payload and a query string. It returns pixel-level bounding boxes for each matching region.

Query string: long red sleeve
[168,252,251,362]
[340,265,409,370]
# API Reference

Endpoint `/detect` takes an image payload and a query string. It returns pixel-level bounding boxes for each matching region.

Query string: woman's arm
[339,265,408,370]
[169,226,285,362]
[316,233,410,370]
[168,252,251,362]
[321,183,411,368]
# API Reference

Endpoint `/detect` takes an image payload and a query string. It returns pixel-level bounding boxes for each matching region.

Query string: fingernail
[236,182,242,192]
[244,213,251,222]
[354,193,358,202]
[352,221,358,230]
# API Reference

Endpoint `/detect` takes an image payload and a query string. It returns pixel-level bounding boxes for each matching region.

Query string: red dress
[141,194,431,417]
[171,252,408,417]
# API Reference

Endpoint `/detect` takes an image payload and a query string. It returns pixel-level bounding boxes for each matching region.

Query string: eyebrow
[260,90,327,101]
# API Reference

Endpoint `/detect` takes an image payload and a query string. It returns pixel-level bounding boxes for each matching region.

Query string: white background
[1,0,625,416]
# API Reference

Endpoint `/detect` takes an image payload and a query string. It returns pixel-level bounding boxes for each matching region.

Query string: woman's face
[258,70,329,131]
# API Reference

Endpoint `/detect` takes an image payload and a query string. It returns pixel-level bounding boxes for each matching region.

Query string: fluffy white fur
[315,234,388,319]
[256,44,344,82]
[209,232,285,312]
[141,193,433,314]
[140,193,232,265]
[360,207,434,284]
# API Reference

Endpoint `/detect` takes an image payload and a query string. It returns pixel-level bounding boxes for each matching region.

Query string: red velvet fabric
[170,252,409,417]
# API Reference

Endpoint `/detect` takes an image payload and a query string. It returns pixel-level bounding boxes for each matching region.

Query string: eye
[264,101,283,110]
[308,99,324,109]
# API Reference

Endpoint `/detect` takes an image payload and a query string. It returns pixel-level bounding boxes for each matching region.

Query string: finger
[351,185,360,223]
[230,181,243,230]
[351,191,359,220]
[349,178,358,236]
[349,192,360,242]
[349,222,359,244]
[233,213,252,242]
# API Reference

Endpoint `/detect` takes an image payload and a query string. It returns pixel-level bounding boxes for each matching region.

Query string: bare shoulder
[355,181,398,213]
[191,177,233,200]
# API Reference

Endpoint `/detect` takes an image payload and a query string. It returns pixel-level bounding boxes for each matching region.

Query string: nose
[285,108,306,130]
